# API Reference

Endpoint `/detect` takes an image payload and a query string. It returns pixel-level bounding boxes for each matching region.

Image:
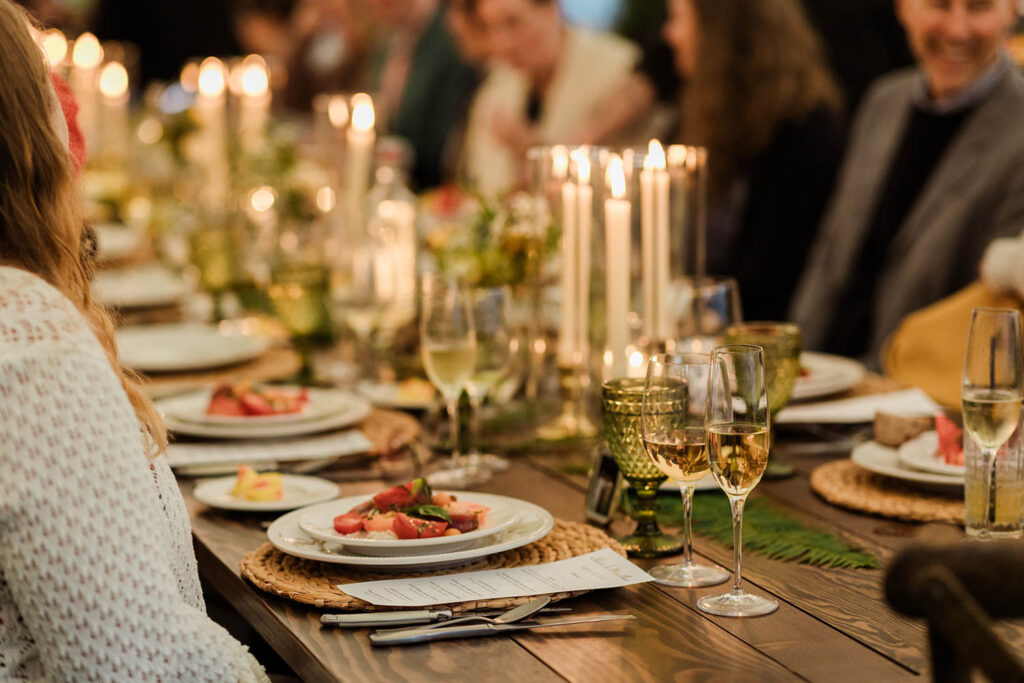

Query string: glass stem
[633,486,663,537]
[730,495,746,593]
[468,393,482,458]
[448,399,462,466]
[983,448,997,527]
[678,484,695,566]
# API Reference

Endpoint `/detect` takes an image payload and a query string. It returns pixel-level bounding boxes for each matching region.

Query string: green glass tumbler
[602,378,684,558]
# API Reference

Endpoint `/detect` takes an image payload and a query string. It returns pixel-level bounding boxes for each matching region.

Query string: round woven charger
[241,519,624,611]
[810,460,963,524]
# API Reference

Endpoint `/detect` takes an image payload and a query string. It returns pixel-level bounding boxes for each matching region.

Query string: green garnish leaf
[408,504,451,523]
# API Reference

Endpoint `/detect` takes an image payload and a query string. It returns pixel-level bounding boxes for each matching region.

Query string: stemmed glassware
[699,345,778,617]
[962,307,1024,538]
[466,286,514,473]
[641,353,729,587]
[420,273,486,488]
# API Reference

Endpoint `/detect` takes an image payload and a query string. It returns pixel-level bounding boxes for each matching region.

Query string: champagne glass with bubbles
[699,345,778,617]
[421,273,485,488]
[962,307,1024,538]
[642,353,730,587]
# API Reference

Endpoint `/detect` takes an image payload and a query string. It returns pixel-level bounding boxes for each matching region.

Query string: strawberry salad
[206,381,309,417]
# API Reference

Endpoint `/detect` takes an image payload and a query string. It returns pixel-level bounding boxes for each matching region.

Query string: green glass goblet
[602,378,684,558]
[724,322,802,478]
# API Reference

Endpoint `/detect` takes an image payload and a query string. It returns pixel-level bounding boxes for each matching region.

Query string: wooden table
[182,438,1022,682]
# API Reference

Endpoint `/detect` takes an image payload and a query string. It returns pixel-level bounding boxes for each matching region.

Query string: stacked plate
[850,431,963,491]
[118,323,271,374]
[266,492,555,571]
[792,352,866,401]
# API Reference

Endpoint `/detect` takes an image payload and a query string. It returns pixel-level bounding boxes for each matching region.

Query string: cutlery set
[321,596,635,646]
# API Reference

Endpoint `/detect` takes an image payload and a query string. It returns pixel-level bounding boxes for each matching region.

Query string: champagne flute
[421,273,486,488]
[699,345,778,617]
[641,353,730,587]
[962,307,1024,538]
[466,286,514,473]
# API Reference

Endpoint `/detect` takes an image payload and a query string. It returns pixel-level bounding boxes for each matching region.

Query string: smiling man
[790,0,1024,368]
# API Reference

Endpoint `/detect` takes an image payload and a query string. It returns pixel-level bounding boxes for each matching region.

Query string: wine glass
[189,221,242,321]
[266,261,332,383]
[421,273,486,488]
[330,244,386,377]
[466,286,514,473]
[724,322,802,479]
[699,344,778,617]
[641,353,730,587]
[667,276,742,354]
[962,307,1024,539]
[602,378,683,558]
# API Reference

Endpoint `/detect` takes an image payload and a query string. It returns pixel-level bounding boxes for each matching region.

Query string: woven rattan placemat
[241,519,624,611]
[810,460,963,524]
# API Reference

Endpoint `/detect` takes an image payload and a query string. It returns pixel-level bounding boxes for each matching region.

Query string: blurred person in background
[361,0,478,189]
[462,0,637,194]
[791,0,1024,368]
[664,0,844,322]
[440,0,490,181]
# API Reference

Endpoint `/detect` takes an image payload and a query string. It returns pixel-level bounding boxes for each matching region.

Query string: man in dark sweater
[791,0,1024,367]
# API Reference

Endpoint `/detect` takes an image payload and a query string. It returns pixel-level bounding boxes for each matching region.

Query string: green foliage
[629,491,880,570]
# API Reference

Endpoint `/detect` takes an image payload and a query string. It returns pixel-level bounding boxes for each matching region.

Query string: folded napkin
[167,430,372,468]
[775,388,941,424]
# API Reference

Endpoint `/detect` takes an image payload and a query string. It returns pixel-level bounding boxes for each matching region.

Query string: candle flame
[98,61,128,98]
[574,151,591,184]
[350,93,375,132]
[327,95,349,128]
[240,55,269,97]
[607,155,626,199]
[551,145,569,179]
[180,62,199,93]
[316,186,336,213]
[197,57,226,98]
[41,29,67,66]
[250,186,276,213]
[72,32,103,69]
[629,350,645,368]
[644,139,666,171]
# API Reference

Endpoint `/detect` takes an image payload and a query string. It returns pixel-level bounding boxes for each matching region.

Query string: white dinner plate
[164,386,355,426]
[160,391,371,440]
[851,440,962,490]
[193,474,339,512]
[356,380,436,410]
[298,492,519,556]
[792,352,866,401]
[268,495,555,571]
[897,431,965,477]
[166,429,373,469]
[94,222,144,262]
[93,264,188,309]
[117,323,271,373]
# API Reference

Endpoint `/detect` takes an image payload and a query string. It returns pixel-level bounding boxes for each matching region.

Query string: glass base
[617,531,684,559]
[649,562,730,587]
[536,410,598,440]
[697,589,779,617]
[466,452,510,473]
[426,463,492,490]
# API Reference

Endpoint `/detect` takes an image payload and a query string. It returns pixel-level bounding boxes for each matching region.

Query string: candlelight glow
[645,139,666,171]
[240,55,269,97]
[98,61,128,99]
[327,95,349,128]
[629,350,645,369]
[575,152,591,185]
[551,145,569,179]
[350,93,375,132]
[41,30,67,66]
[607,156,626,199]
[180,62,199,93]
[197,57,226,98]
[250,186,276,213]
[137,117,163,144]
[72,32,103,69]
[315,186,336,213]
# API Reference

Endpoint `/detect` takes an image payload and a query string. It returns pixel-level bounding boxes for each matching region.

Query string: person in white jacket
[0,2,267,680]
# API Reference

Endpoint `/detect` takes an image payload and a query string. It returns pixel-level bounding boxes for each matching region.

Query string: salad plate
[117,323,270,373]
[792,352,866,401]
[165,386,355,426]
[356,379,436,410]
[193,474,339,512]
[298,492,519,556]
[897,431,965,477]
[850,440,962,490]
[93,264,188,309]
[267,496,555,571]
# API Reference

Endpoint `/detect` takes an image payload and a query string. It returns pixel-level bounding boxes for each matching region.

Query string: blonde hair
[681,0,843,204]
[0,0,167,456]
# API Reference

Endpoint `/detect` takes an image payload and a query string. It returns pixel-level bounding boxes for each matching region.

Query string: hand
[491,109,536,157]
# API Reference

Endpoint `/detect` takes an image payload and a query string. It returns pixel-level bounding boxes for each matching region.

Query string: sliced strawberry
[935,414,964,466]
[207,394,245,416]
[372,478,432,511]
[240,393,275,415]
[393,513,448,539]
[333,513,365,535]
[446,501,489,533]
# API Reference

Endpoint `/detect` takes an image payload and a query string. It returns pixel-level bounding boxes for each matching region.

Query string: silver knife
[369,614,636,646]
[321,607,570,628]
